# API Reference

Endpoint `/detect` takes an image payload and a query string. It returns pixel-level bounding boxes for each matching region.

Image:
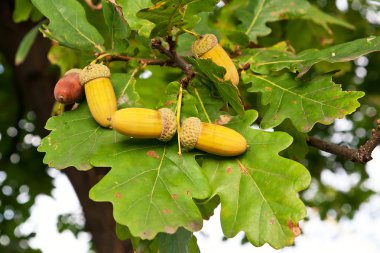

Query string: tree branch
[151,37,194,88]
[95,53,176,67]
[307,119,380,164]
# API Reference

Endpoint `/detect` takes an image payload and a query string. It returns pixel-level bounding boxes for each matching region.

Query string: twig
[151,37,195,88]
[307,119,380,164]
[93,52,175,67]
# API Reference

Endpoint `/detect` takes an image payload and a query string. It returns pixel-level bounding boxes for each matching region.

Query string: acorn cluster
[53,34,247,156]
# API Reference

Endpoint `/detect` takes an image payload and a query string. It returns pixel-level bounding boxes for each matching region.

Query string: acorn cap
[191,34,218,57]
[158,108,177,141]
[180,117,202,150]
[80,64,110,85]
[64,68,82,76]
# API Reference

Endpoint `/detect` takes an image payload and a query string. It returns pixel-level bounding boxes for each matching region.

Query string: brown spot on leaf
[215,115,233,125]
[163,208,171,214]
[147,150,160,159]
[288,220,301,237]
[171,193,178,199]
[264,86,273,91]
[303,124,311,132]
[269,218,275,225]
[290,2,295,6]
[140,230,153,240]
[339,109,346,118]
[226,167,233,174]
[164,226,176,234]
[115,192,122,199]
[185,190,191,195]
[270,12,277,16]
[187,220,202,231]
[292,100,298,104]
[164,100,176,106]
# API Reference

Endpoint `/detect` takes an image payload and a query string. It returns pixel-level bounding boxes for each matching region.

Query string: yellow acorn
[180,117,247,156]
[192,34,239,86]
[80,64,117,127]
[111,108,177,141]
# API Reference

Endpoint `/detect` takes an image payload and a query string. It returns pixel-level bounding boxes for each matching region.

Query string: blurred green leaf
[15,23,41,65]
[242,72,364,132]
[31,0,104,51]
[13,0,34,23]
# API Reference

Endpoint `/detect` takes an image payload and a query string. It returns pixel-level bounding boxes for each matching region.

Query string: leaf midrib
[245,0,266,35]
[252,75,341,110]
[50,0,99,48]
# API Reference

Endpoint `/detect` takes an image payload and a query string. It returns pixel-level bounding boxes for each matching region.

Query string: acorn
[192,34,239,86]
[180,117,247,156]
[111,108,177,141]
[54,69,83,105]
[80,64,117,127]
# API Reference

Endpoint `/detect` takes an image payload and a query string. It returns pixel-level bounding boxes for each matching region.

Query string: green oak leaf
[184,79,226,123]
[37,104,124,171]
[238,36,380,76]
[47,44,92,75]
[160,80,225,123]
[202,110,311,248]
[135,66,182,109]
[38,73,139,170]
[31,0,104,51]
[242,72,364,132]
[102,0,130,51]
[137,0,198,37]
[116,0,155,37]
[184,0,218,30]
[300,5,354,34]
[89,140,211,239]
[236,0,310,43]
[158,227,194,253]
[275,119,308,161]
[13,0,34,22]
[186,57,244,115]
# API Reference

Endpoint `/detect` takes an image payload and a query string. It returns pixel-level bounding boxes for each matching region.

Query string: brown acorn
[54,69,83,104]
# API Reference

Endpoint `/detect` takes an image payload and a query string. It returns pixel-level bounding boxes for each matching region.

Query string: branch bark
[151,37,194,87]
[307,119,380,164]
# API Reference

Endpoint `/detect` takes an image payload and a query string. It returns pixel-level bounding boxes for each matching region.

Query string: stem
[307,119,380,164]
[182,29,200,38]
[176,84,183,156]
[120,67,139,97]
[194,87,211,123]
[90,53,111,65]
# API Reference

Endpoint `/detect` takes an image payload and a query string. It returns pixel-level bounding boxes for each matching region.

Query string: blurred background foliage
[0,0,379,252]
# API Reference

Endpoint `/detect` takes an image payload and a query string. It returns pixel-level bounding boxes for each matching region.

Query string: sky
[18,146,380,253]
